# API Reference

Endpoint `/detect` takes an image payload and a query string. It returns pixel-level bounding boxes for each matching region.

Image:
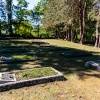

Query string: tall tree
[6,0,13,36]
[88,0,100,47]
[78,0,91,44]
[13,0,31,35]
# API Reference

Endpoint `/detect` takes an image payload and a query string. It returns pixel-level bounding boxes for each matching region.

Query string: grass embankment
[0,39,100,100]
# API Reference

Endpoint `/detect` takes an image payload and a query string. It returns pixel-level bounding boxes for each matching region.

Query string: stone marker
[46,47,70,51]
[61,52,92,57]
[0,73,16,84]
[0,48,29,53]
[0,56,12,61]
[85,60,100,72]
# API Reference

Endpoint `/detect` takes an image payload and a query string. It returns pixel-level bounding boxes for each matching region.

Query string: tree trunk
[8,19,13,36]
[67,26,71,41]
[73,29,77,42]
[98,35,100,48]
[6,0,13,36]
[83,1,86,38]
[0,23,1,35]
[78,0,84,44]
[71,25,73,42]
[95,21,99,47]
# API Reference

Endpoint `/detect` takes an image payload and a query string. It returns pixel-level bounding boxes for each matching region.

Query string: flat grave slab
[31,41,49,45]
[39,45,55,47]
[0,48,29,53]
[0,73,16,84]
[61,52,92,57]
[45,47,70,51]
[0,56,12,61]
[85,60,100,72]
[0,67,64,92]
[1,45,22,49]
[0,57,39,64]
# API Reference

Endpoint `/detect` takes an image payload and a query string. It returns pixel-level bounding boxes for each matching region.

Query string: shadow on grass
[78,72,100,80]
[33,41,100,79]
[31,41,50,46]
[0,39,100,79]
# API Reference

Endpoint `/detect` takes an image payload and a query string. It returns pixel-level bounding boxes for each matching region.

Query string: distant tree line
[34,0,100,47]
[0,0,38,38]
[0,0,100,47]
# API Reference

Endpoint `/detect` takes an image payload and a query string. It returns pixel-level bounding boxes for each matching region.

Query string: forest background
[0,0,100,47]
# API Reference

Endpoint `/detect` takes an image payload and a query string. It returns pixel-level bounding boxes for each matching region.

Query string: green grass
[13,68,57,81]
[0,39,100,100]
[12,55,35,60]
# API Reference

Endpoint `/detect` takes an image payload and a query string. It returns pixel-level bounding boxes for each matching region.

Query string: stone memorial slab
[2,45,22,48]
[0,57,39,64]
[0,67,64,92]
[85,60,100,71]
[0,73,16,84]
[45,47,70,51]
[61,52,92,57]
[31,40,50,46]
[39,45,54,47]
[0,48,29,53]
[0,56,12,61]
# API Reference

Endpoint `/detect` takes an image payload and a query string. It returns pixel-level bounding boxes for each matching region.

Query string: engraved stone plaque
[0,73,16,84]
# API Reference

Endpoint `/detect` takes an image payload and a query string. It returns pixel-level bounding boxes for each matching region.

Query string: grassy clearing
[0,39,100,100]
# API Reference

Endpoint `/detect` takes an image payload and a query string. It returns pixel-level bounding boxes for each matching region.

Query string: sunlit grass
[14,68,57,81]
[12,55,35,60]
[0,39,100,100]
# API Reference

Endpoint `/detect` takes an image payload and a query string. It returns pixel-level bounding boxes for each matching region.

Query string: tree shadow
[0,40,39,72]
[34,41,100,79]
[78,72,100,80]
[0,39,100,79]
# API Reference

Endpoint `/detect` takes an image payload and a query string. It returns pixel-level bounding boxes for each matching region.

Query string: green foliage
[34,0,47,15]
[1,0,100,45]
[14,0,31,20]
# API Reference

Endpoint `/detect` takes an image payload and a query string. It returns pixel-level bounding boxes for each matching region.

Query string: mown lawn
[0,39,100,100]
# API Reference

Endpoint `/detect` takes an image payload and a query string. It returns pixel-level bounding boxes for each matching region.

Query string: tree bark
[95,21,100,47]
[0,23,1,35]
[6,0,13,36]
[95,8,100,47]
[67,26,71,41]
[8,19,13,36]
[78,0,84,44]
[83,1,86,38]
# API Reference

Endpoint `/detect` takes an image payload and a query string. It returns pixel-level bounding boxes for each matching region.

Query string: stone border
[0,49,29,53]
[39,45,56,47]
[61,52,92,57]
[0,67,65,92]
[0,58,39,64]
[45,47,70,51]
[1,45,23,48]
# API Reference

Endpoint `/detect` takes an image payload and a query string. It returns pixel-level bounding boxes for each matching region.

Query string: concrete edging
[61,52,92,57]
[0,67,65,92]
[0,58,39,64]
